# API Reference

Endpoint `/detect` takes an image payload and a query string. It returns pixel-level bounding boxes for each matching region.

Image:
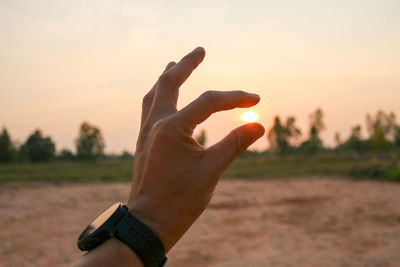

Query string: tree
[0,128,15,162]
[395,126,400,149]
[350,125,362,139]
[268,116,288,153]
[268,116,302,153]
[345,125,368,153]
[119,150,134,160]
[309,108,325,141]
[195,129,207,146]
[370,126,390,151]
[20,129,55,162]
[298,108,325,154]
[285,116,302,143]
[366,110,396,151]
[75,121,105,161]
[334,132,341,147]
[58,149,75,161]
[366,110,396,139]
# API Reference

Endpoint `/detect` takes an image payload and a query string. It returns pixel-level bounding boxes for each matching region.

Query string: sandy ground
[1,177,400,267]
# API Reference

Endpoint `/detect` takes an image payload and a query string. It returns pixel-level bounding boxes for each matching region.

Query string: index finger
[164,47,206,87]
[149,47,206,120]
[175,90,260,130]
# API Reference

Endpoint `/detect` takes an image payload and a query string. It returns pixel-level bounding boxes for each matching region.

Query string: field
[1,178,400,266]
[1,154,400,266]
[0,153,399,183]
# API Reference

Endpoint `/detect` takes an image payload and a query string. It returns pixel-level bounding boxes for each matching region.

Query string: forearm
[73,238,143,267]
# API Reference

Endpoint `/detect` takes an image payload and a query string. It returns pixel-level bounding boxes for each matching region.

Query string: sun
[241,111,259,123]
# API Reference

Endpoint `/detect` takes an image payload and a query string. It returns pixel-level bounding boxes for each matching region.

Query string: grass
[0,161,133,183]
[223,154,354,179]
[0,153,399,183]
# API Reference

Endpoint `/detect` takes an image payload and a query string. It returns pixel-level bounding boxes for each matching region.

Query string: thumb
[205,123,265,173]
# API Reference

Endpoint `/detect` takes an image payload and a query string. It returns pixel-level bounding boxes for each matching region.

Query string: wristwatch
[77,203,167,267]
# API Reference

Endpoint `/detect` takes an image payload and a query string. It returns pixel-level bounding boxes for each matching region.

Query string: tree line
[1,109,399,163]
[0,121,133,163]
[267,108,400,154]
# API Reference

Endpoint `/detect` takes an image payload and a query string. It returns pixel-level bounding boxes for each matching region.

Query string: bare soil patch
[1,178,400,266]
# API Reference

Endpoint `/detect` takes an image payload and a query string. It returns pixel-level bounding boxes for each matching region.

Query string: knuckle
[166,61,176,69]
[140,120,152,132]
[152,119,174,141]
[153,119,169,131]
[158,72,175,86]
[236,90,247,97]
[142,93,153,107]
[201,90,217,103]
[234,132,249,154]
[235,138,246,154]
[185,57,198,70]
[201,90,218,112]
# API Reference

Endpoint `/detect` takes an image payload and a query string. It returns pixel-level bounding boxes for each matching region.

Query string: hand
[127,47,265,252]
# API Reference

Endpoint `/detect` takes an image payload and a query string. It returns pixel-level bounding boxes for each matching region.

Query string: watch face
[79,203,121,240]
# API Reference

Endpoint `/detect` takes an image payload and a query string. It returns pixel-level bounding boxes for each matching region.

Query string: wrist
[127,206,174,253]
[77,203,167,267]
[108,238,144,266]
[127,195,205,253]
[73,238,143,267]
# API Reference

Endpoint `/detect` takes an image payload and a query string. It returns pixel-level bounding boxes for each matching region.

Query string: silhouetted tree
[366,110,396,151]
[268,116,287,152]
[75,121,105,161]
[366,110,396,138]
[309,108,325,140]
[0,128,15,162]
[370,127,390,151]
[395,126,400,149]
[58,149,75,161]
[268,116,302,153]
[195,129,207,146]
[334,132,341,147]
[20,130,55,162]
[351,125,362,139]
[119,150,134,160]
[299,108,325,154]
[345,125,369,153]
[286,116,302,143]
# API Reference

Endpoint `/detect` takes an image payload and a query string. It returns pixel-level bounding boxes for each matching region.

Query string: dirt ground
[1,177,400,267]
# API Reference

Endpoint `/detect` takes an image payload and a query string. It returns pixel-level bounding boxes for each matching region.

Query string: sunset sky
[1,1,399,153]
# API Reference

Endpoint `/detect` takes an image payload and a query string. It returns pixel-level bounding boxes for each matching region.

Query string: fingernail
[192,47,203,54]
[250,93,260,99]
[252,125,264,139]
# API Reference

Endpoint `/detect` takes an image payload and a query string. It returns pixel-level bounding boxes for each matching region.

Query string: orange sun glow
[241,111,259,123]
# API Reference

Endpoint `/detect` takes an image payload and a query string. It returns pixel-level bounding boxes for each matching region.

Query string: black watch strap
[114,207,167,267]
